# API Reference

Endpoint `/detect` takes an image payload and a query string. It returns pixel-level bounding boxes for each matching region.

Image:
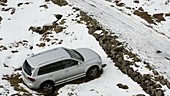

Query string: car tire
[86,66,99,79]
[41,81,54,92]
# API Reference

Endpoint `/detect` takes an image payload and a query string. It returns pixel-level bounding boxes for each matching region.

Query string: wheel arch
[40,80,54,89]
[85,65,100,73]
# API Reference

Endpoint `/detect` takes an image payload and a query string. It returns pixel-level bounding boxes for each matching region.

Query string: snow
[58,60,147,96]
[0,0,170,95]
[69,0,170,79]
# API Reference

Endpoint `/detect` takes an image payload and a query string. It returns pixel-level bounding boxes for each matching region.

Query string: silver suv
[21,47,104,91]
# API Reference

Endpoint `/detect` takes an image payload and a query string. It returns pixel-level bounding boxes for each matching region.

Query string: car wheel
[41,81,54,92]
[87,66,99,79]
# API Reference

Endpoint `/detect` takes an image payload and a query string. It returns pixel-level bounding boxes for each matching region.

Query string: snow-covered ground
[69,0,170,79]
[0,0,170,95]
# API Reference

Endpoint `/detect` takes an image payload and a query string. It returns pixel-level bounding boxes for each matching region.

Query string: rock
[115,62,121,67]
[117,83,129,89]
[51,0,68,6]
[54,14,62,20]
[155,89,164,96]
[153,13,165,22]
[0,16,2,23]
[128,68,134,76]
[117,56,123,63]
[112,56,118,62]
[88,26,96,34]
[114,46,124,52]
[156,50,162,53]
[115,52,123,59]
[3,63,9,67]
[154,76,161,81]
[140,83,147,91]
[134,74,142,84]
[29,26,42,34]
[133,56,141,62]
[40,4,48,9]
[45,0,50,2]
[131,71,140,78]
[54,26,65,33]
[136,94,145,96]
[93,33,100,40]
[153,70,159,75]
[42,25,53,32]
[160,79,167,85]
[122,66,129,74]
[11,50,18,53]
[36,43,46,47]
[150,88,156,96]
[110,50,118,56]
[146,80,154,86]
[145,88,151,94]
[134,0,140,4]
[143,74,152,80]
[154,84,162,89]
[166,81,170,89]
[0,0,7,3]
[17,3,23,7]
[29,46,33,50]
[0,45,7,50]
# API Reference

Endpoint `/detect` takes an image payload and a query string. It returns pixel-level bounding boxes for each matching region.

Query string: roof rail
[31,47,61,57]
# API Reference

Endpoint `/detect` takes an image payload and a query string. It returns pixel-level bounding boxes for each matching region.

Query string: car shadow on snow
[4,68,104,96]
[39,70,104,96]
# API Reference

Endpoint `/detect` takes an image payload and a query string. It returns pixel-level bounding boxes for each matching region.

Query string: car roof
[26,47,71,68]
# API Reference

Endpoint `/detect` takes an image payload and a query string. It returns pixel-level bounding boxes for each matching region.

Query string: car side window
[63,60,78,68]
[38,61,64,75]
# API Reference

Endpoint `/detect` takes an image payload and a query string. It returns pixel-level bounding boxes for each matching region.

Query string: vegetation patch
[133,10,156,25]
[117,83,129,89]
[1,7,16,14]
[153,13,165,22]
[109,0,168,26]
[133,0,139,3]
[133,9,167,25]
[36,42,46,47]
[39,4,48,9]
[165,13,170,17]
[2,73,32,95]
[29,18,65,35]
[51,0,68,6]
[0,45,7,51]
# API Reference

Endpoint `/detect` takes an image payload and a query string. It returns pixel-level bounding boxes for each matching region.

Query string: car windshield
[23,60,34,76]
[64,48,84,61]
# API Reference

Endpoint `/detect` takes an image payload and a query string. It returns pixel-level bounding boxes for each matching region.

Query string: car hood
[76,48,101,63]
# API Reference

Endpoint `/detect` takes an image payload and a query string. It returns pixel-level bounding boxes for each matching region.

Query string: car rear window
[23,60,34,76]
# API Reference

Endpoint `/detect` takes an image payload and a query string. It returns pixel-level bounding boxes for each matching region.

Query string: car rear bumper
[21,72,39,89]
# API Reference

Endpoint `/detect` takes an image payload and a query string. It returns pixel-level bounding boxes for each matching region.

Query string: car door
[63,59,85,80]
[36,61,66,85]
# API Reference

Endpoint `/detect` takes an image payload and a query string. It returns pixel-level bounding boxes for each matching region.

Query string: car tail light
[28,77,36,82]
